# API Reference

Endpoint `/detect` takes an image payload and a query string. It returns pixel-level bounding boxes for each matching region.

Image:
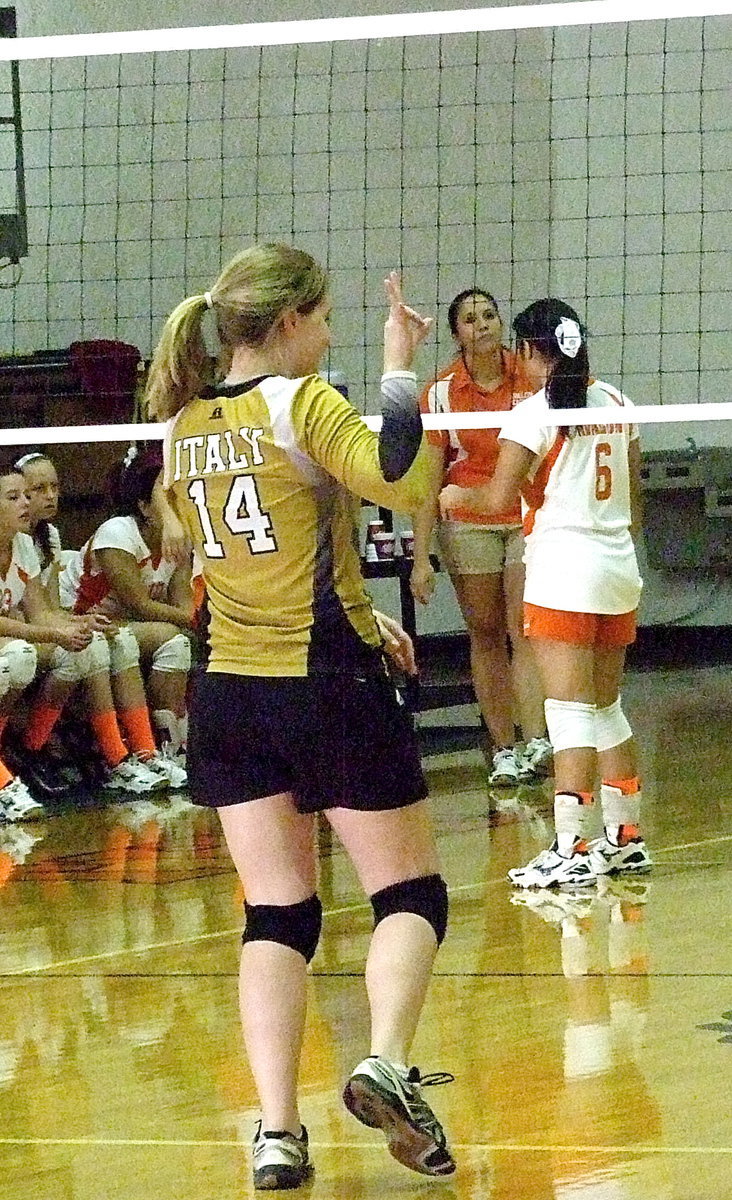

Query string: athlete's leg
[529,637,597,795]
[22,642,80,751]
[503,560,546,741]
[594,645,637,781]
[218,795,317,1137]
[452,571,515,749]
[126,620,190,749]
[510,636,598,887]
[326,801,441,1066]
[592,644,648,869]
[328,800,454,1177]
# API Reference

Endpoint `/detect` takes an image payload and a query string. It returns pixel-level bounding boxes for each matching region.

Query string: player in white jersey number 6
[441,299,650,890]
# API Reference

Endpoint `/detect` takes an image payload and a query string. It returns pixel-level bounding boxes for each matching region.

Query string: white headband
[555,317,582,359]
[14,451,45,470]
[204,291,214,309]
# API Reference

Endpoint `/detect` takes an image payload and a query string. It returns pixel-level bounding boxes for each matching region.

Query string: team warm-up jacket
[162,372,428,677]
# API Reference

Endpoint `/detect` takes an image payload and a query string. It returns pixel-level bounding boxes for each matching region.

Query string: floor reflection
[2,665,732,1197]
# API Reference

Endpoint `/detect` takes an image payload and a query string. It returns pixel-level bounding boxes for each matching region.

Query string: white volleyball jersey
[499,381,643,614]
[59,514,176,617]
[0,533,41,615]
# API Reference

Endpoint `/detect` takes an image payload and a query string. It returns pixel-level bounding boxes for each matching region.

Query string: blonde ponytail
[145,294,212,420]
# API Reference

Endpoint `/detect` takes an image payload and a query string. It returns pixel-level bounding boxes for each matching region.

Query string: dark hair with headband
[109,446,163,519]
[512,299,589,413]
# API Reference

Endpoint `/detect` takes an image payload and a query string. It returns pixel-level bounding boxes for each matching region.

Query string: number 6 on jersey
[188,475,277,559]
[594,442,613,502]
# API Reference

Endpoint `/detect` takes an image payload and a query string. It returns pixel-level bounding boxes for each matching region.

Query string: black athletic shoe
[343,1055,455,1177]
[252,1121,312,1190]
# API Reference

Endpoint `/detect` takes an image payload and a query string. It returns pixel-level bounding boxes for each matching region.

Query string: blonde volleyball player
[147,245,455,1188]
[441,299,650,889]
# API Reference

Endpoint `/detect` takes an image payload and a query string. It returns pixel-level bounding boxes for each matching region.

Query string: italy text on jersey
[170,428,266,481]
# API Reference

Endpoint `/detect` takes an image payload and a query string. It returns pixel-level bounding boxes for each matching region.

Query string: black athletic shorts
[187,667,428,813]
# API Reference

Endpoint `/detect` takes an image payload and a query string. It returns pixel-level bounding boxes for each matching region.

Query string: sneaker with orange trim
[508,839,595,889]
[588,836,651,876]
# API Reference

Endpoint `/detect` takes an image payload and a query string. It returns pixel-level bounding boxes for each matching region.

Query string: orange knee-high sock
[89,711,128,768]
[601,776,641,845]
[0,755,12,790]
[23,704,63,752]
[0,718,10,789]
[117,706,157,760]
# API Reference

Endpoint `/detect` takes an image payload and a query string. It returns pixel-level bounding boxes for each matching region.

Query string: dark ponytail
[109,446,163,519]
[512,299,589,411]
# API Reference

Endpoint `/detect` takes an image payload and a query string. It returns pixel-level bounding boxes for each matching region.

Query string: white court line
[652,833,732,855]
[2,402,732,448]
[3,830,731,977]
[1,2,730,63]
[0,1136,729,1154]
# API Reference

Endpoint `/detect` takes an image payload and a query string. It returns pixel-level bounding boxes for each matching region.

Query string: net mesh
[0,9,730,432]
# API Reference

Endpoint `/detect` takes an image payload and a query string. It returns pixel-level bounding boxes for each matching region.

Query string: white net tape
[1,1,730,62]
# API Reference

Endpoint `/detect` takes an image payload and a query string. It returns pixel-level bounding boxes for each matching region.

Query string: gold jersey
[163,373,429,676]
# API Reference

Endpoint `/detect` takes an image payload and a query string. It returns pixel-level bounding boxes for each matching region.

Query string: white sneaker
[488,747,522,786]
[508,841,595,889]
[103,755,167,795]
[343,1056,455,1177]
[146,748,188,791]
[0,777,45,822]
[252,1122,312,1190]
[518,736,554,783]
[588,836,651,875]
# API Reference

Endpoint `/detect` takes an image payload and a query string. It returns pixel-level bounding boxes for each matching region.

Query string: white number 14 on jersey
[188,475,277,559]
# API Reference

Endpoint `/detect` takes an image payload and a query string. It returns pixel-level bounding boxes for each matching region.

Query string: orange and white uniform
[499,380,642,616]
[0,534,41,615]
[59,515,176,618]
[421,348,535,527]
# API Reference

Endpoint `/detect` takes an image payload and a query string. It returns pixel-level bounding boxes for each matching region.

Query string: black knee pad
[371,873,448,946]
[243,894,322,963]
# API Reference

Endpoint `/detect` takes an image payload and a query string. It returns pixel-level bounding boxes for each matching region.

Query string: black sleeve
[378,371,422,483]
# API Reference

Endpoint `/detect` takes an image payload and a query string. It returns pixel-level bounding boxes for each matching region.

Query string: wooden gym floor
[1,661,731,1199]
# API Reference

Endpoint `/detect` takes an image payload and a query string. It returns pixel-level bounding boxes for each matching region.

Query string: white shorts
[437,522,524,577]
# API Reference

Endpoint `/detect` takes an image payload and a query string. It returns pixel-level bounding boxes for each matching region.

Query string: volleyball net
[0,0,730,451]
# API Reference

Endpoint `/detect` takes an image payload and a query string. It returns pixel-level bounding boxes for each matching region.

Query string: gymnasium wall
[3,2,732,630]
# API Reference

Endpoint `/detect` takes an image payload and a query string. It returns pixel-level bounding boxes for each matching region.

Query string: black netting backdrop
[0,16,730,416]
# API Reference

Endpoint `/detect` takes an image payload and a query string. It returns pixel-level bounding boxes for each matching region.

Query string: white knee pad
[81,632,112,679]
[595,698,633,753]
[151,633,191,674]
[0,660,11,703]
[0,639,38,690]
[544,698,597,753]
[49,644,86,684]
[109,625,140,675]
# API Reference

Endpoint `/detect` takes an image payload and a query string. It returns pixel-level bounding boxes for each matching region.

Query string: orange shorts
[523,603,637,647]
